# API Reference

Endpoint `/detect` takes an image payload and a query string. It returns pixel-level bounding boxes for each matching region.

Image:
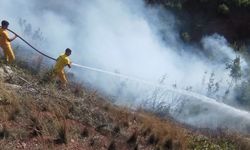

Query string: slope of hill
[0,61,249,149]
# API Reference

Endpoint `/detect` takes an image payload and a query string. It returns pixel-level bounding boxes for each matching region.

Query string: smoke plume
[1,0,249,132]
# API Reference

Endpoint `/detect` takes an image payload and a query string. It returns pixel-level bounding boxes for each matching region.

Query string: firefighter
[53,48,72,87]
[0,20,17,63]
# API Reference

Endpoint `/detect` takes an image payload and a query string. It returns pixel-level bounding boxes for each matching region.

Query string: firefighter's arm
[6,33,17,42]
[67,61,72,68]
[67,64,71,68]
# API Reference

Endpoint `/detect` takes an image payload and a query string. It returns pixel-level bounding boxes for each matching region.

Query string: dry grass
[136,112,186,149]
[0,81,20,122]
[54,121,68,144]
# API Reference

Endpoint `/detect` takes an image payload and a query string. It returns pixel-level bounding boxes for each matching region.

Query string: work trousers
[54,70,68,87]
[0,45,15,63]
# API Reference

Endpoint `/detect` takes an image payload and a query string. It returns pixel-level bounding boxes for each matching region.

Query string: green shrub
[234,0,250,7]
[181,32,191,42]
[218,4,230,15]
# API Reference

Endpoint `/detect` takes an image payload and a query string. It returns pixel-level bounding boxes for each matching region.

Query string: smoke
[1,0,249,132]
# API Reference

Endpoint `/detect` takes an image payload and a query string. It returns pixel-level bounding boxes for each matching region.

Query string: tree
[226,56,242,83]
[225,56,242,96]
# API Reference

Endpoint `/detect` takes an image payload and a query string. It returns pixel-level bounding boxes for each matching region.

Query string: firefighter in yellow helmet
[53,48,72,87]
[0,20,17,63]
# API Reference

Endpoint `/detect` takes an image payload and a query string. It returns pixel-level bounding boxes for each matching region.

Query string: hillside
[0,61,249,149]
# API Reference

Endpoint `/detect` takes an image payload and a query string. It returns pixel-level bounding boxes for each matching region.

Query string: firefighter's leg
[2,46,9,63]
[3,45,15,63]
[58,70,67,87]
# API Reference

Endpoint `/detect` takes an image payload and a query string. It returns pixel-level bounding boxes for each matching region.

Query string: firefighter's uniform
[0,28,15,63]
[54,53,71,86]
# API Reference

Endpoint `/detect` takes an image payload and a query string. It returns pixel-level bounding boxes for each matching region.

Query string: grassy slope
[0,62,249,149]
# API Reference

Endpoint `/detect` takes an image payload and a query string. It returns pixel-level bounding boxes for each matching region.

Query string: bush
[181,32,191,42]
[218,4,230,15]
[234,0,250,7]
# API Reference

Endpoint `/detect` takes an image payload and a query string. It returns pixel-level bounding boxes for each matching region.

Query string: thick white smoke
[0,0,249,132]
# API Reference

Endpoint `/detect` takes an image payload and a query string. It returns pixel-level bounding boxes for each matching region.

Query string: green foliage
[148,0,250,8]
[234,0,250,7]
[162,1,183,9]
[231,41,247,52]
[181,32,191,42]
[188,135,236,150]
[218,4,230,15]
[226,57,242,82]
